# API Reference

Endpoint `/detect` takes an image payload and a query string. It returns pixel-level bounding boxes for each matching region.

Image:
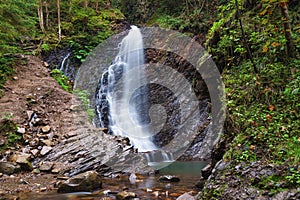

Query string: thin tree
[44,1,49,28]
[235,0,258,74]
[95,0,99,12]
[279,1,296,58]
[83,0,88,8]
[57,0,61,40]
[38,0,45,32]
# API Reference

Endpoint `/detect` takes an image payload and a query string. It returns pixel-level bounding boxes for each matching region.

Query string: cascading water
[59,52,71,72]
[97,26,160,153]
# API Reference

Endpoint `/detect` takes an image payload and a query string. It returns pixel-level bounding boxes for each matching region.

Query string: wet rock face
[95,47,212,161]
[57,171,102,193]
[145,49,211,158]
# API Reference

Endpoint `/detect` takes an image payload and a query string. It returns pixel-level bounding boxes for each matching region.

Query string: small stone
[201,164,212,179]
[116,191,137,200]
[14,154,33,171]
[13,76,18,80]
[40,187,47,192]
[19,178,29,184]
[26,110,34,120]
[41,125,51,133]
[30,149,39,157]
[39,162,54,172]
[176,192,195,200]
[158,175,180,182]
[51,168,60,174]
[40,146,52,156]
[41,139,54,146]
[0,161,21,175]
[51,162,67,174]
[0,173,3,177]
[10,153,31,163]
[195,180,205,189]
[0,139,5,146]
[29,138,40,147]
[17,127,26,134]
[43,62,49,67]
[33,168,40,174]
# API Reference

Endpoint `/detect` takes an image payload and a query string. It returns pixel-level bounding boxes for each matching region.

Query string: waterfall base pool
[14,161,207,200]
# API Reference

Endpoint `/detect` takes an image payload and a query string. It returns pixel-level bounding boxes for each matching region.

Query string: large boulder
[57,171,102,193]
[0,161,21,175]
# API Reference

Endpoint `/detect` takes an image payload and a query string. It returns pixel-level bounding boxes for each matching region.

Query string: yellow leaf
[260,9,267,16]
[271,42,280,47]
[262,18,268,25]
[262,46,268,53]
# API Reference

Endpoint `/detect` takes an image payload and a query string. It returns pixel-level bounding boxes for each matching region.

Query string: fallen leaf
[262,46,268,53]
[266,114,272,122]
[269,104,275,111]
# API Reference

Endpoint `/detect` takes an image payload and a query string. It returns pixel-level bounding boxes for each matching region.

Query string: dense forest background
[0,0,299,198]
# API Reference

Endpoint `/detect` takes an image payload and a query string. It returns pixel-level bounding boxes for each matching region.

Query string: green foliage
[150,6,213,37]
[206,0,300,68]
[50,69,72,92]
[0,0,37,91]
[7,133,22,144]
[0,0,37,55]
[285,168,300,185]
[0,56,16,93]
[0,118,22,152]
[73,89,95,122]
[224,58,300,163]
[57,1,124,62]
[1,112,13,120]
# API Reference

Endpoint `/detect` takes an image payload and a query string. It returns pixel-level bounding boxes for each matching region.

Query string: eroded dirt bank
[0,55,76,196]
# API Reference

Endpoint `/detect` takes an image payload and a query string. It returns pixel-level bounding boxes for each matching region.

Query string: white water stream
[98,26,158,152]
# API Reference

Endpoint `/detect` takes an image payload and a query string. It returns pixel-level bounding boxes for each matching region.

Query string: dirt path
[0,55,74,139]
[0,55,76,197]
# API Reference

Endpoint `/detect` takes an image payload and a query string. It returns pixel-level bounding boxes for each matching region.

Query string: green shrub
[50,69,72,92]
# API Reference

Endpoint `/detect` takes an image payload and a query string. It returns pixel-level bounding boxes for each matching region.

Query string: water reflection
[18,161,207,200]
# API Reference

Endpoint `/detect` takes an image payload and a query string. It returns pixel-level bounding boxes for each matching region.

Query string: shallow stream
[19,161,207,200]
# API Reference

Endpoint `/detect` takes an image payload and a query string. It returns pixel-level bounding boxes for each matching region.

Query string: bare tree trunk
[57,0,61,40]
[45,1,49,28]
[83,0,88,8]
[38,0,45,32]
[95,0,99,12]
[69,0,72,13]
[280,2,296,58]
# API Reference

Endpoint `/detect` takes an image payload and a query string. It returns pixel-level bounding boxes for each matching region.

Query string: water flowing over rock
[96,25,158,152]
[44,48,78,80]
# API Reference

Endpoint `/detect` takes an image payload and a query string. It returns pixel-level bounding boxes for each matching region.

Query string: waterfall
[59,52,71,71]
[57,51,78,80]
[97,26,158,152]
